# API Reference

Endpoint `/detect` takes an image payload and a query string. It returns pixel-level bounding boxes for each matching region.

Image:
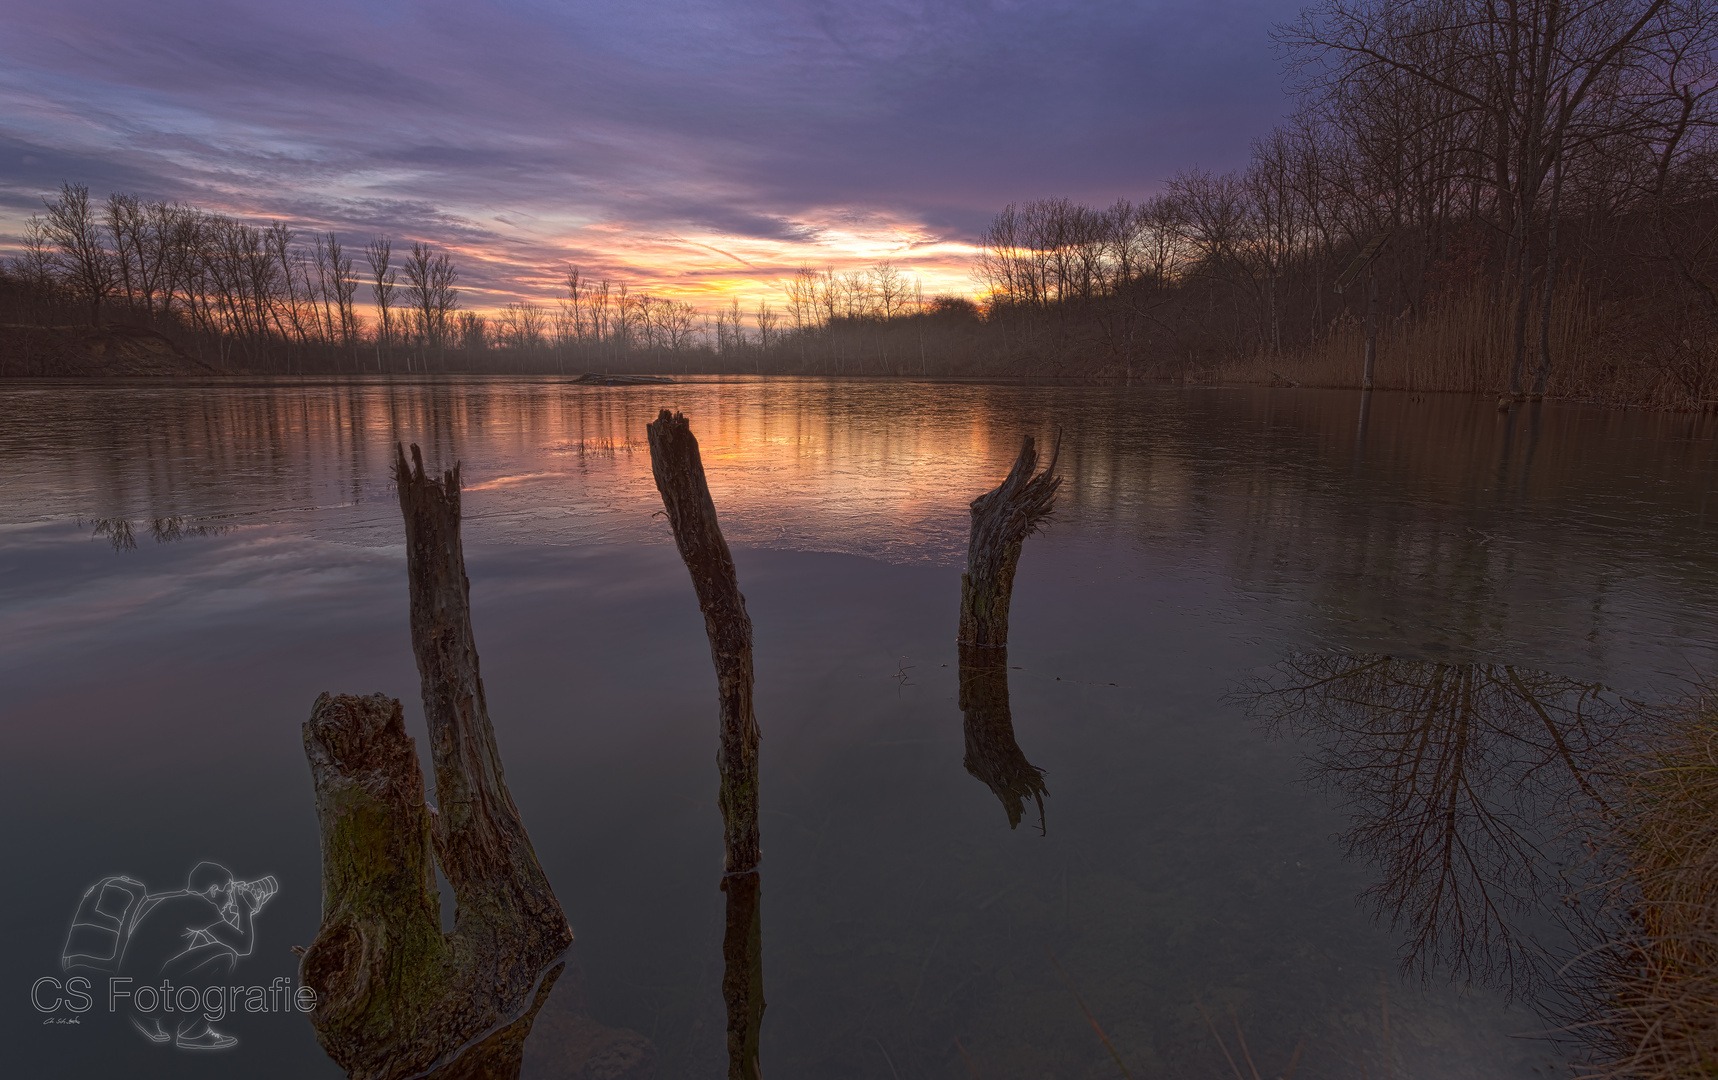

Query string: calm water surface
[3,376,1716,1079]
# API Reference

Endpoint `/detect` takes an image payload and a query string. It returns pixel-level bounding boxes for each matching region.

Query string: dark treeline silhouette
[762,0,1718,405]
[946,0,1718,405]
[2,183,462,374]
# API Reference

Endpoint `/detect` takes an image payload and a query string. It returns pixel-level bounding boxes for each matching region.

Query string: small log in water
[298,444,575,1080]
[959,434,1061,649]
[645,409,761,876]
[959,644,1049,833]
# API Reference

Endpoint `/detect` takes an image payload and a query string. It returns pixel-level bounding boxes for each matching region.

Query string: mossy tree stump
[298,444,573,1080]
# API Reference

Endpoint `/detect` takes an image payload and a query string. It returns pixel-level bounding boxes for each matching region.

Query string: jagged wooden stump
[959,434,1061,648]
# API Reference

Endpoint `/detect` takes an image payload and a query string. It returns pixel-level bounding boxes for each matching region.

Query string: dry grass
[1574,701,1718,1077]
[1196,285,1718,409]
[542,436,639,455]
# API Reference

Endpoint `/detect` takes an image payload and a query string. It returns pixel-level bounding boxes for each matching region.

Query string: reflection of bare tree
[959,644,1049,834]
[1242,655,1627,992]
[81,515,229,551]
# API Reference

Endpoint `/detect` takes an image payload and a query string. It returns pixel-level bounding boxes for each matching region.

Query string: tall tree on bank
[1279,0,1686,397]
[43,182,114,325]
[366,238,397,370]
[402,242,460,370]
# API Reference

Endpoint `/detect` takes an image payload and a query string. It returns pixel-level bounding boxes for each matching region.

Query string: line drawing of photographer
[62,861,278,1050]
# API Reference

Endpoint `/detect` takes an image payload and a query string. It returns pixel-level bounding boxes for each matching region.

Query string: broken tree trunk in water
[645,409,761,876]
[645,409,766,1080]
[959,643,1049,833]
[958,434,1061,649]
[298,444,574,1080]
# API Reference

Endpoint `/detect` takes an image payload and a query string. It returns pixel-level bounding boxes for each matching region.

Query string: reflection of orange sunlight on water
[6,379,1047,562]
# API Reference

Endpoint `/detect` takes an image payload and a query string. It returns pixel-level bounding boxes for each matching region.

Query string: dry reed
[1574,700,1718,1078]
[1199,284,1718,408]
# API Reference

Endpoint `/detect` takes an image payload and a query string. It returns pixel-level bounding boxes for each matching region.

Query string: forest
[5,0,1718,406]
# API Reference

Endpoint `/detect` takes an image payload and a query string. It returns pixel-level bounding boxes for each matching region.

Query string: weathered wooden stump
[645,409,766,1079]
[645,409,761,876]
[958,644,1049,833]
[958,434,1061,649]
[297,444,574,1080]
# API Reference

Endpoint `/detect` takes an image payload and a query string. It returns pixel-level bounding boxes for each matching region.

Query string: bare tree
[43,182,114,324]
[402,241,458,368]
[755,300,779,351]
[456,311,488,353]
[366,238,397,370]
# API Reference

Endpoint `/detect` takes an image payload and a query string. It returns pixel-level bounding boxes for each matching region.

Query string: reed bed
[1574,700,1718,1078]
[1196,285,1718,409]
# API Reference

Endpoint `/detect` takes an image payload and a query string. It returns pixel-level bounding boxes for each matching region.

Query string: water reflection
[8,382,1717,673]
[719,872,764,1080]
[81,515,230,551]
[1241,655,1629,992]
[4,380,1715,1078]
[958,644,1049,833]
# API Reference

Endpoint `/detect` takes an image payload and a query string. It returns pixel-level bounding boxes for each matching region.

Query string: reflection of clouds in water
[1239,654,1633,997]
[81,516,232,552]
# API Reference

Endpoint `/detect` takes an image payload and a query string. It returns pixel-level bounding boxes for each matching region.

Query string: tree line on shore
[967,0,1718,406]
[0,181,966,376]
[5,0,1718,403]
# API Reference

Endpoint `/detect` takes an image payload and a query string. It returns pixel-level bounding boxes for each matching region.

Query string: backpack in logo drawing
[62,876,148,973]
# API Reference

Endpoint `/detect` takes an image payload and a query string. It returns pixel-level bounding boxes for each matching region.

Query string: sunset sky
[0,0,1300,312]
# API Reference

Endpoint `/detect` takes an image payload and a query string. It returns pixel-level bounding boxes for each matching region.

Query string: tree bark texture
[298,444,573,1080]
[645,410,760,875]
[959,644,1049,833]
[958,434,1061,649]
[720,871,765,1080]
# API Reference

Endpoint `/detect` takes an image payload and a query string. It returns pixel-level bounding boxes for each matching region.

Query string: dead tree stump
[298,444,574,1080]
[958,644,1049,833]
[645,409,761,876]
[958,434,1061,649]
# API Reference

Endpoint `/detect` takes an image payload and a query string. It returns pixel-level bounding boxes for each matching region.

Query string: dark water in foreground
[2,376,1715,1079]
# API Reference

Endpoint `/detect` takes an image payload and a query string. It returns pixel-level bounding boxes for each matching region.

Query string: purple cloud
[0,0,1303,306]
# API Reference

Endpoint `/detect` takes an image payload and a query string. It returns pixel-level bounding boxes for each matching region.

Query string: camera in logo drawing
[62,861,277,1050]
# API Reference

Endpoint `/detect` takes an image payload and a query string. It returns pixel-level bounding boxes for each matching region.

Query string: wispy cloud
[0,0,1298,309]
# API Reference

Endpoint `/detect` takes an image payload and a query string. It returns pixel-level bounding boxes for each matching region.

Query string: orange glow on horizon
[0,192,988,322]
[439,203,987,316]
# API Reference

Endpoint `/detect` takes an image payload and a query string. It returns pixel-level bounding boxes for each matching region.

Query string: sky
[0,0,1304,312]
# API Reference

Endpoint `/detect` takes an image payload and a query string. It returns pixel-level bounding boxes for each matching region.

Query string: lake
[3,376,1715,1079]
